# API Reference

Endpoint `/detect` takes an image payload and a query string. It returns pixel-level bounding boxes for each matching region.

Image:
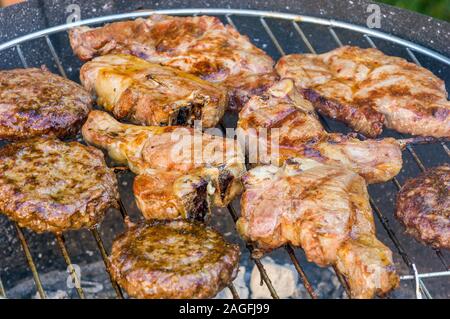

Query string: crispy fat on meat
[0,138,119,233]
[276,46,450,138]
[0,68,92,140]
[80,54,227,127]
[396,165,450,249]
[109,220,240,299]
[237,159,399,298]
[69,15,275,112]
[82,110,245,220]
[238,79,403,184]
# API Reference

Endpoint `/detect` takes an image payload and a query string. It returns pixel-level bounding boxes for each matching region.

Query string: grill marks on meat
[238,79,403,184]
[80,54,227,127]
[0,68,92,140]
[82,110,245,220]
[109,220,240,299]
[0,138,119,233]
[69,15,275,112]
[396,165,450,249]
[276,46,450,138]
[237,159,399,298]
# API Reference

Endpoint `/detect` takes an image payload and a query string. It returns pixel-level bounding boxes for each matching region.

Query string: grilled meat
[82,110,245,220]
[237,158,399,298]
[0,138,119,233]
[69,14,275,112]
[80,54,227,127]
[238,79,403,184]
[109,219,240,299]
[276,46,450,138]
[0,67,92,140]
[396,165,450,249]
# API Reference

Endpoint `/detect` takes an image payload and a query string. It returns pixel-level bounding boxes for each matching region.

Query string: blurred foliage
[377,0,450,21]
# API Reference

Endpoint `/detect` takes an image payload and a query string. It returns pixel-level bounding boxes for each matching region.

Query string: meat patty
[82,110,245,220]
[276,46,450,138]
[0,138,119,233]
[80,54,227,127]
[237,158,399,298]
[109,219,240,299]
[396,165,450,249]
[69,14,275,111]
[0,67,92,140]
[238,79,403,184]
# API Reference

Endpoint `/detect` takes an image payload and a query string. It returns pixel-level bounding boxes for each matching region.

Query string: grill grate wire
[0,9,449,299]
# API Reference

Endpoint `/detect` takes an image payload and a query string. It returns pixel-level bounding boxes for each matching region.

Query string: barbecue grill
[0,0,449,299]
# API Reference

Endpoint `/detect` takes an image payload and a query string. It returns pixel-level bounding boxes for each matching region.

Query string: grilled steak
[396,165,450,249]
[0,67,92,140]
[276,46,450,138]
[238,79,403,184]
[109,219,240,299]
[237,158,399,298]
[82,110,245,220]
[0,138,119,233]
[80,54,227,127]
[69,15,275,111]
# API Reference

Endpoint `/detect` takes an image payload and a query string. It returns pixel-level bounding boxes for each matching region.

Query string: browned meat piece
[0,67,92,140]
[80,54,227,127]
[69,15,275,112]
[396,165,450,249]
[109,219,240,299]
[237,159,399,298]
[82,110,245,220]
[237,79,403,184]
[0,138,119,233]
[276,46,450,138]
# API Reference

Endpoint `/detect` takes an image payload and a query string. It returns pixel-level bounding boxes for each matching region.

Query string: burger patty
[109,220,240,299]
[0,138,119,233]
[0,67,92,140]
[396,165,450,249]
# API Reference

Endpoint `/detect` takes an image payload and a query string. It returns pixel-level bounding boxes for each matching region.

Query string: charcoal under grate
[0,8,449,299]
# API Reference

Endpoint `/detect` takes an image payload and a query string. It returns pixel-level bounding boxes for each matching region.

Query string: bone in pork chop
[237,158,399,298]
[80,54,227,127]
[276,46,450,138]
[69,15,276,112]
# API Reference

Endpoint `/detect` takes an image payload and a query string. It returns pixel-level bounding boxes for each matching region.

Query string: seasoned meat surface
[0,68,92,140]
[276,46,450,138]
[69,15,275,111]
[0,138,119,233]
[82,110,245,220]
[109,220,240,299]
[238,79,403,184]
[237,159,399,298]
[80,54,227,127]
[396,165,450,249]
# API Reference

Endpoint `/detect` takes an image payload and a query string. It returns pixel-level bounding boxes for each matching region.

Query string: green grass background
[377,0,449,21]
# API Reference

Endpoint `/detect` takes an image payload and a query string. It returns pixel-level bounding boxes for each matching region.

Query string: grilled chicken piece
[69,15,276,112]
[276,46,450,138]
[396,165,450,249]
[0,67,92,140]
[82,110,245,220]
[238,79,403,184]
[110,219,240,299]
[237,158,399,298]
[80,54,227,127]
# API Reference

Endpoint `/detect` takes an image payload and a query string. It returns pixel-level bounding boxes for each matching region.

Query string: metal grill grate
[0,8,449,299]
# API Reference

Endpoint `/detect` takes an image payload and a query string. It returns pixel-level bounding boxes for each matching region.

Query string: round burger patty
[0,138,119,233]
[396,165,449,249]
[0,68,92,140]
[109,220,240,299]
